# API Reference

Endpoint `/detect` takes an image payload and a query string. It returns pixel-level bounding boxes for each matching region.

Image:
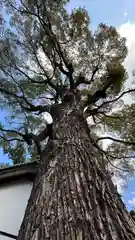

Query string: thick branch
[74,75,90,88]
[56,62,69,76]
[84,89,107,110]
[74,67,99,88]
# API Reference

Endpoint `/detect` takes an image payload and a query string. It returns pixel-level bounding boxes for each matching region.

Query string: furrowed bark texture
[18,105,135,240]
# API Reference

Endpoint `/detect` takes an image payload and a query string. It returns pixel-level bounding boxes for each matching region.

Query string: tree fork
[17,106,135,240]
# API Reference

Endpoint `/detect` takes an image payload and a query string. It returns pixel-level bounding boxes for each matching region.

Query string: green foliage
[7,142,26,164]
[106,60,127,95]
[102,104,135,146]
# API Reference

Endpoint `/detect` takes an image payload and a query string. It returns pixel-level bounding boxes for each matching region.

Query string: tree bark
[17,105,135,240]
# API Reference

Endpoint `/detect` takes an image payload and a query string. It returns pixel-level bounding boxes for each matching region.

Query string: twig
[97,136,135,146]
[98,89,135,110]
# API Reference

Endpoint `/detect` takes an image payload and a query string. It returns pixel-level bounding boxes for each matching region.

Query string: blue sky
[67,0,135,27]
[123,173,135,211]
[1,0,135,210]
[0,110,13,165]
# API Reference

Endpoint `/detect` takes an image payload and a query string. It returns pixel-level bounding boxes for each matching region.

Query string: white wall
[0,180,33,239]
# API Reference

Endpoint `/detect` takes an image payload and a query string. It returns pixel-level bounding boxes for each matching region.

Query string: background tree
[0,0,135,239]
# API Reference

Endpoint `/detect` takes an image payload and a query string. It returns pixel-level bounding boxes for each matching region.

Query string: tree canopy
[0,0,135,188]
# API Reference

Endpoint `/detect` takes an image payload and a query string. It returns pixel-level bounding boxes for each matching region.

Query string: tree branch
[97,136,135,146]
[74,67,99,88]
[0,135,24,142]
[24,39,60,93]
[0,128,33,144]
[21,104,50,113]
[0,84,51,113]
[97,88,135,110]
[0,87,30,105]
[74,75,90,88]
[0,230,17,239]
[89,134,130,172]
[14,65,48,85]
[105,155,130,172]
[15,2,75,89]
[0,128,24,136]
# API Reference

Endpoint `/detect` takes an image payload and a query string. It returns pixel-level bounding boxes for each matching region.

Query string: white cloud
[118,21,135,104]
[113,177,125,194]
[131,191,135,195]
[128,197,135,205]
[119,21,135,73]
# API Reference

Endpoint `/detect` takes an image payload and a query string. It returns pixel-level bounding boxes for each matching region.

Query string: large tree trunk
[17,105,135,240]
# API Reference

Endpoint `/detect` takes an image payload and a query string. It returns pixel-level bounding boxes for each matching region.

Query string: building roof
[0,161,38,185]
